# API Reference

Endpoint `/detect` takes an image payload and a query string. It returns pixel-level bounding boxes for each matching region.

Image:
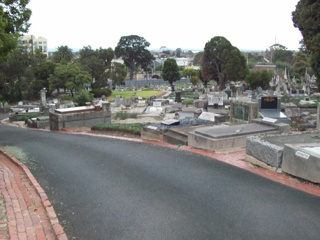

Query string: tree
[0,0,32,62]
[162,58,180,91]
[181,67,200,78]
[110,62,127,88]
[293,51,310,77]
[97,47,114,68]
[0,48,31,102]
[201,36,248,90]
[115,35,154,80]
[48,63,91,97]
[175,48,182,57]
[266,44,294,64]
[51,45,74,63]
[78,46,115,88]
[193,51,203,66]
[245,70,273,90]
[292,0,320,87]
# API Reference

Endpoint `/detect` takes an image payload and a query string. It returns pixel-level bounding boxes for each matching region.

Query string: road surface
[0,118,319,239]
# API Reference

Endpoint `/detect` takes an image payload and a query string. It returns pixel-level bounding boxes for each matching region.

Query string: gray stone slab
[194,123,275,139]
[262,132,320,148]
[246,136,283,168]
[161,119,180,126]
[282,143,320,183]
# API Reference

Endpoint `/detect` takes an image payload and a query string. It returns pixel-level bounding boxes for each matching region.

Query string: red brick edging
[0,148,68,239]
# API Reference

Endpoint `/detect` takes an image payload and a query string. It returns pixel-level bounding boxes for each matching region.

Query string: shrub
[73,90,94,106]
[91,123,142,135]
[152,75,160,79]
[181,99,194,106]
[90,88,112,98]
[115,111,138,120]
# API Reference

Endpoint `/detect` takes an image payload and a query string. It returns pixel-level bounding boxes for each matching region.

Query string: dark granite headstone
[175,91,181,103]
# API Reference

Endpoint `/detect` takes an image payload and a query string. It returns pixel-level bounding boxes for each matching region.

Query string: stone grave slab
[198,112,217,122]
[282,143,320,183]
[194,123,275,139]
[161,119,180,126]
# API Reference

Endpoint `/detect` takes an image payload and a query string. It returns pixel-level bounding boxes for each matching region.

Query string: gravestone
[40,89,47,106]
[115,95,121,107]
[230,100,259,123]
[122,98,132,107]
[0,102,3,108]
[259,96,290,124]
[208,94,223,106]
[175,91,181,103]
[153,101,162,107]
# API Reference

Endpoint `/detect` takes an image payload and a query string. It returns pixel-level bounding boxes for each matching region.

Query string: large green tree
[0,48,32,101]
[201,36,248,90]
[162,58,180,91]
[115,35,154,80]
[0,0,32,62]
[292,0,320,87]
[48,63,91,96]
[78,46,114,88]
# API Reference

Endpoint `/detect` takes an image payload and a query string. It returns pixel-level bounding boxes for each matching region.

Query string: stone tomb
[188,121,281,151]
[245,131,320,171]
[50,104,111,130]
[282,143,320,183]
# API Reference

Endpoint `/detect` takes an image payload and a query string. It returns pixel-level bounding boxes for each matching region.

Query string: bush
[114,111,138,120]
[91,123,142,135]
[90,88,112,98]
[181,99,194,105]
[73,90,94,106]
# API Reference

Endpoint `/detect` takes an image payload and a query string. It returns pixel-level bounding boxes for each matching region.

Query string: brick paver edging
[0,148,68,239]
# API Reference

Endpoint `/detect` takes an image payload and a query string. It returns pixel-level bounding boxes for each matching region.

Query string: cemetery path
[0,119,320,239]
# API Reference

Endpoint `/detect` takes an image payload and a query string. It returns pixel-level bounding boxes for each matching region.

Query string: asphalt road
[1,116,320,239]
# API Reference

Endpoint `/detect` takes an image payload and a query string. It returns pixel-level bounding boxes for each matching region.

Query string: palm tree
[51,45,74,63]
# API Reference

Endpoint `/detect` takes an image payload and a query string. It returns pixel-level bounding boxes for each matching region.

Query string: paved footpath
[0,149,67,240]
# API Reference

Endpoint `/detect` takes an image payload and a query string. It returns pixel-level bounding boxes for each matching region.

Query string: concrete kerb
[0,148,68,240]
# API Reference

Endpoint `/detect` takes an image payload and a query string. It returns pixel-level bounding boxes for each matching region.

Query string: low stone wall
[50,106,111,131]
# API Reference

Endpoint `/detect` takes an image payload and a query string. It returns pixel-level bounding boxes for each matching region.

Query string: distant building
[18,35,48,56]
[252,64,276,72]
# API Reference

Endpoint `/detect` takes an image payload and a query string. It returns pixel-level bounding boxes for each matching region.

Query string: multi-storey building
[18,35,48,56]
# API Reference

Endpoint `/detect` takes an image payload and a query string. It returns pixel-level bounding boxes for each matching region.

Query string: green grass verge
[91,123,142,135]
[108,90,163,101]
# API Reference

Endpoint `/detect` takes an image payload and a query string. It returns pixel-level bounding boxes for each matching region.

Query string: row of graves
[141,88,320,184]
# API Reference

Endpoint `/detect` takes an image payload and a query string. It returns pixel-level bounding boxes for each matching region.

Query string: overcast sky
[26,0,302,52]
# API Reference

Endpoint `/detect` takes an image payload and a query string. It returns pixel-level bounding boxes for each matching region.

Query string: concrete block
[246,136,283,168]
[282,143,320,183]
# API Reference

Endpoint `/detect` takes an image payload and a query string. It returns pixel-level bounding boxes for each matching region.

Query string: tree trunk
[218,73,227,91]
[129,64,134,80]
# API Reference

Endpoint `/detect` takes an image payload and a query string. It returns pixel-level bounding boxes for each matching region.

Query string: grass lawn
[108,90,163,101]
